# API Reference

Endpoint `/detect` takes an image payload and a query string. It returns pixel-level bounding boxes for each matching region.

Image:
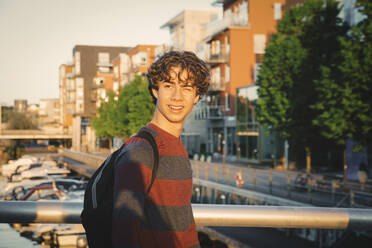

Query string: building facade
[39,98,60,133]
[59,45,131,151]
[161,10,218,156]
[200,0,289,162]
[59,64,74,135]
[127,45,157,81]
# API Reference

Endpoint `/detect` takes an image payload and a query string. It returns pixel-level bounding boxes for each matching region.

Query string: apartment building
[59,64,74,134]
[93,58,115,109]
[161,10,218,52]
[39,98,60,133]
[161,10,218,156]
[127,45,157,80]
[200,0,291,162]
[14,100,28,113]
[112,53,131,90]
[59,45,131,151]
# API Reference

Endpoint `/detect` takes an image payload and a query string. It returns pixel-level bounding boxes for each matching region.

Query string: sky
[0,0,219,106]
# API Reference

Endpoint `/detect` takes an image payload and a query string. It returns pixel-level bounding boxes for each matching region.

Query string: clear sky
[0,0,219,106]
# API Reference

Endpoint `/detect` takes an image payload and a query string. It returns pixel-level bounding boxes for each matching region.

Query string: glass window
[254,63,262,82]
[98,52,110,64]
[225,93,230,110]
[75,52,81,75]
[274,3,282,20]
[254,34,266,54]
[225,65,230,82]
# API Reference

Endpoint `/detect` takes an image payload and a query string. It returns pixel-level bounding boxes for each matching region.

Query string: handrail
[0,201,372,230]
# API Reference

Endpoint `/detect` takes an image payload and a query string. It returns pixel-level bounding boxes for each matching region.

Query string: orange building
[112,53,131,90]
[203,0,290,161]
[127,45,157,81]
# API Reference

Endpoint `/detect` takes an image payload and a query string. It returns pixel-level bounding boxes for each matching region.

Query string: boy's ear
[152,88,159,99]
[194,94,200,104]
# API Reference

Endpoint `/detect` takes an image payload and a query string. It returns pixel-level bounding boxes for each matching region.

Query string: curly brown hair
[147,51,210,104]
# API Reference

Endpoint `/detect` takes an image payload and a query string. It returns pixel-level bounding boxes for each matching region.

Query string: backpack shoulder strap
[135,129,159,195]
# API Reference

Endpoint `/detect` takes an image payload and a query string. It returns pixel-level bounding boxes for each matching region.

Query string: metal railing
[191,160,372,208]
[0,201,372,230]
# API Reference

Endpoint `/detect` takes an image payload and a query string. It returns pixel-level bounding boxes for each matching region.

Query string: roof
[160,10,185,29]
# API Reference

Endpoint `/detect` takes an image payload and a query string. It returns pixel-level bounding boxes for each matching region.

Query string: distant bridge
[0,129,72,140]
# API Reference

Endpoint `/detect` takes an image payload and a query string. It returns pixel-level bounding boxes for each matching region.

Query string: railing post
[332,180,336,206]
[226,166,230,185]
[215,164,219,183]
[253,169,256,191]
[195,187,200,203]
[269,169,273,194]
[308,174,312,204]
[350,190,355,208]
[205,162,209,181]
[195,161,199,179]
[287,173,291,198]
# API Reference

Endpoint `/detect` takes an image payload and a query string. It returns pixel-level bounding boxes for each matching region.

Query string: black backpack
[80,129,159,248]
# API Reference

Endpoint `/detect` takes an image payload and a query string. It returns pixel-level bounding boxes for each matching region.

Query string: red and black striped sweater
[112,123,200,248]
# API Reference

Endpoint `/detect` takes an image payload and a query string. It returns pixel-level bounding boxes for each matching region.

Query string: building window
[254,63,262,82]
[98,53,110,64]
[113,82,119,93]
[225,65,230,82]
[225,93,230,110]
[75,52,81,75]
[132,52,147,67]
[274,3,282,20]
[254,34,266,54]
[114,66,119,78]
[240,0,249,25]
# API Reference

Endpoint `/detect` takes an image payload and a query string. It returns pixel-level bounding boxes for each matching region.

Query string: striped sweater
[112,123,200,248]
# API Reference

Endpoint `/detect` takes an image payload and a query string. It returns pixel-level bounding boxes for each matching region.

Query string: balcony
[209,77,227,92]
[206,46,229,64]
[204,105,229,120]
[96,62,113,67]
[65,72,75,79]
[205,14,250,42]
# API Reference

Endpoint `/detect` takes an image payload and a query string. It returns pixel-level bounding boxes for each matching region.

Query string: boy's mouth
[168,105,184,111]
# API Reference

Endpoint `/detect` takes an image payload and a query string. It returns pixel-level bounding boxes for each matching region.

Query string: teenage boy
[111,51,210,248]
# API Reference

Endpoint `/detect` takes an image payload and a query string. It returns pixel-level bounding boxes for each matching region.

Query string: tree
[116,76,154,139]
[332,0,372,146]
[92,91,118,148]
[256,0,348,172]
[92,76,154,147]
[7,111,38,130]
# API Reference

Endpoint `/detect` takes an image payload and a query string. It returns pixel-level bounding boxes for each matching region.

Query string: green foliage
[116,76,154,138]
[256,0,349,146]
[92,91,118,139]
[336,0,372,145]
[92,76,154,141]
[6,112,38,130]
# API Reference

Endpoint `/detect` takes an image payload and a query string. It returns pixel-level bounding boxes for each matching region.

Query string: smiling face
[151,66,199,136]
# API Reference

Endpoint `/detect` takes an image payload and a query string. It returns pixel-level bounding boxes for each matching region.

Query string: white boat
[33,223,86,247]
[1,157,38,177]
[3,178,86,200]
[20,167,70,180]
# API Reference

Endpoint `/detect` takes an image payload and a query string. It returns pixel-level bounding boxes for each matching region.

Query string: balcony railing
[1,201,372,230]
[205,105,228,120]
[205,14,250,41]
[207,45,230,64]
[209,76,227,92]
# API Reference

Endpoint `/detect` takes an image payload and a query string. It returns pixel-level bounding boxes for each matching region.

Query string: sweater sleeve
[111,138,154,248]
